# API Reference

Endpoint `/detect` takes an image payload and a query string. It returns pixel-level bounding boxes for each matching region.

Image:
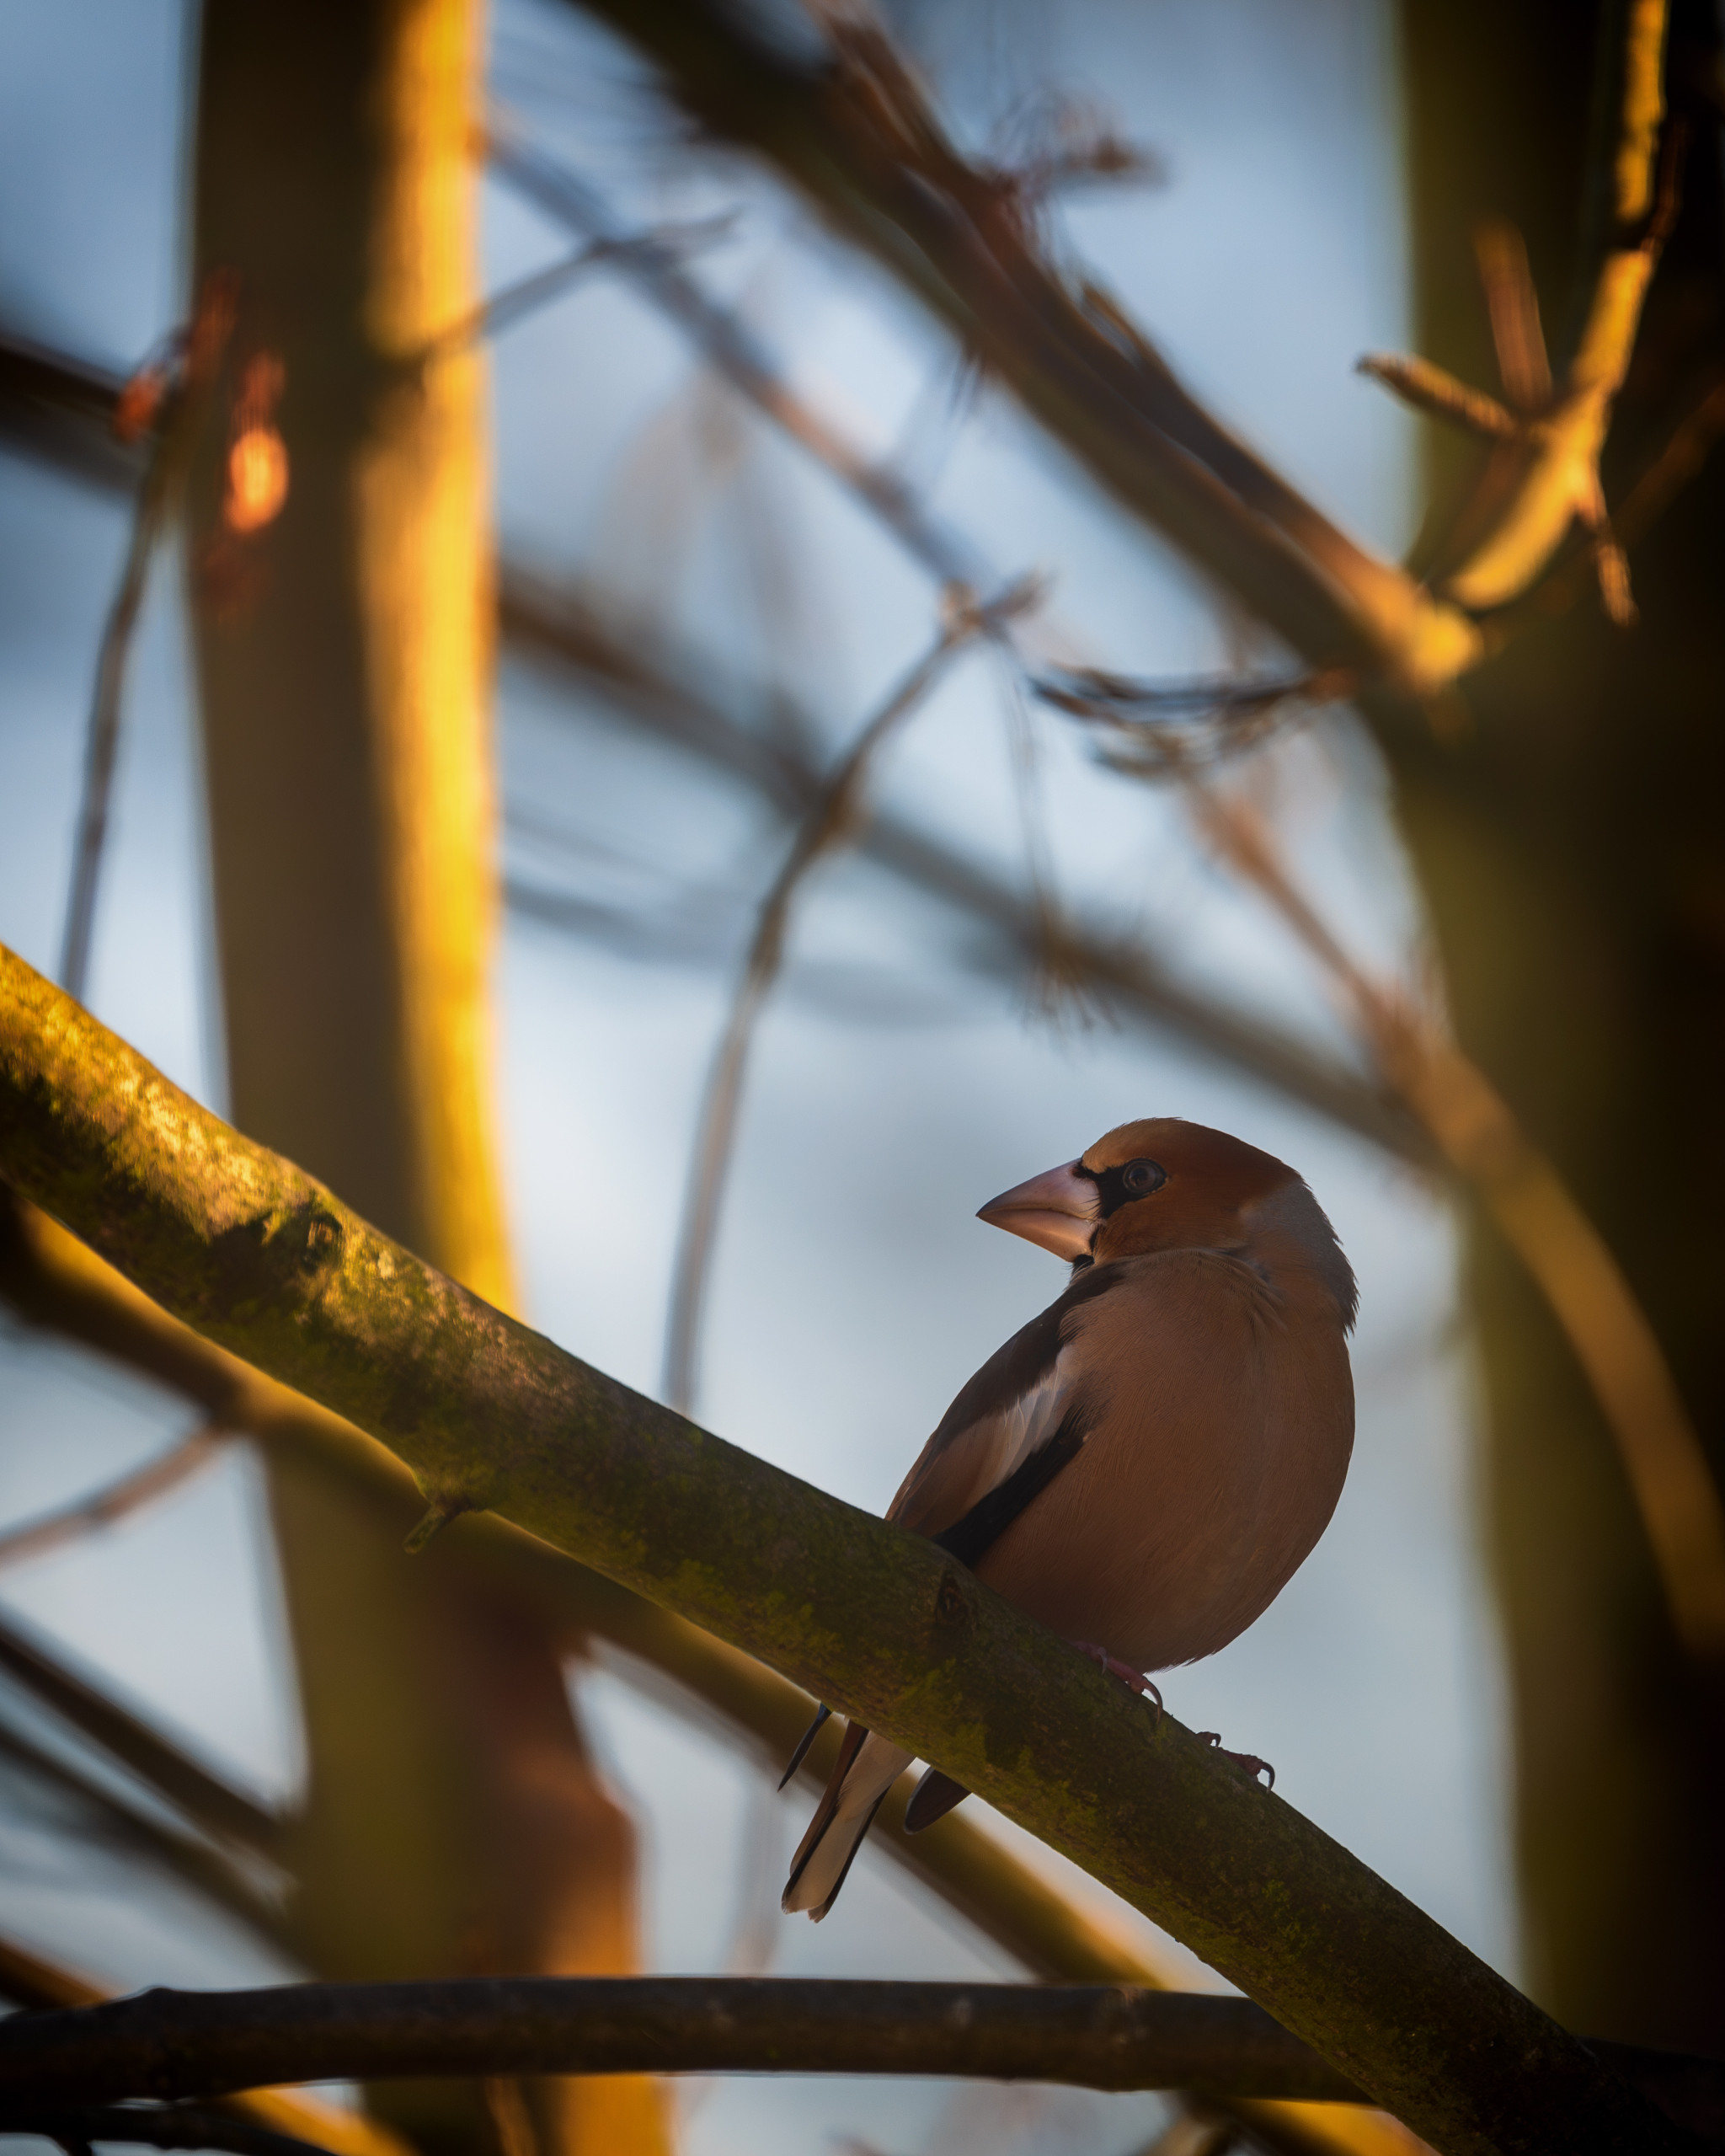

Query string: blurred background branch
[4,0,1725,2148]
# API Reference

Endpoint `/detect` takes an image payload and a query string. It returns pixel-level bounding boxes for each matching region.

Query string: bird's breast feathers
[893,1243,1354,1668]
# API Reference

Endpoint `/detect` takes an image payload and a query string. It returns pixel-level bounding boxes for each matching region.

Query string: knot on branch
[933,1566,973,1629]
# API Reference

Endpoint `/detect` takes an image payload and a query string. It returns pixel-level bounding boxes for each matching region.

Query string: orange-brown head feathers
[1079,1117,1294,1264]
[979,1116,1356,1327]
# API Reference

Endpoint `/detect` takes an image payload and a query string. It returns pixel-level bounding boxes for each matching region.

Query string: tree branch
[0,943,1691,2156]
[0,325,1423,1165]
[0,1934,418,2156]
[498,565,1424,1164]
[0,2103,335,2156]
[0,1605,280,1855]
[0,1711,281,1941]
[0,1187,1417,2156]
[663,582,1024,1411]
[0,1978,1366,2106]
[553,0,1480,696]
[0,1425,224,1570]
[1434,2,1672,615]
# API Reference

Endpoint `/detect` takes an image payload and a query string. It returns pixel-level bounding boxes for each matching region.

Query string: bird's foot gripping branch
[0,940,1696,2156]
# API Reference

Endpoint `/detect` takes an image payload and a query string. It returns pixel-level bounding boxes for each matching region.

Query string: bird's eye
[1121,1158,1165,1197]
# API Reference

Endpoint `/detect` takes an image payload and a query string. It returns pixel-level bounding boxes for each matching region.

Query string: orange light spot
[113,364,169,446]
[226,426,289,532]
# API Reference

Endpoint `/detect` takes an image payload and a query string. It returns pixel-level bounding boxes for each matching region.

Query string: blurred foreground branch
[0,943,1691,2156]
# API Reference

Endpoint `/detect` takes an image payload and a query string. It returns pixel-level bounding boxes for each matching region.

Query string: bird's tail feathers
[781,1724,911,1919]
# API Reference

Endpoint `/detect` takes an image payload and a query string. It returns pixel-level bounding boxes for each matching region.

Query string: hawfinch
[782,1117,1357,1920]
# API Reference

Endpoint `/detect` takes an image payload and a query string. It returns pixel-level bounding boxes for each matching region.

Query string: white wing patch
[889,1340,1082,1534]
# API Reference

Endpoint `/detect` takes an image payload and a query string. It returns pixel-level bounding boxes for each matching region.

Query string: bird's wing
[887,1263,1121,1548]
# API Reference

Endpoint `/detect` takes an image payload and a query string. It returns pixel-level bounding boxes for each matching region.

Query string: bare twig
[59,281,234,1001]
[58,438,177,1001]
[0,1426,225,1570]
[419,214,734,365]
[0,2104,336,2156]
[0,1605,280,1854]
[0,1711,280,1940]
[1436,1,1673,613]
[3,1977,1721,2138]
[1354,356,1519,442]
[1475,219,1552,415]
[486,119,985,591]
[663,583,1025,1410]
[1034,666,1351,777]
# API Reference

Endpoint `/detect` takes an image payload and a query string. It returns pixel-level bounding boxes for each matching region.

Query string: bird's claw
[1196,1731,1274,1790]
[1073,1641,1163,1723]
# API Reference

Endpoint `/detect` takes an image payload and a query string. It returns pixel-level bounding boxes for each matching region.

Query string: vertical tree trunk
[185,5,666,2149]
[1397,0,1725,2053]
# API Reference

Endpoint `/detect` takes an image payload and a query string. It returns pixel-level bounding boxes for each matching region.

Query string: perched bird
[782,1116,1357,1921]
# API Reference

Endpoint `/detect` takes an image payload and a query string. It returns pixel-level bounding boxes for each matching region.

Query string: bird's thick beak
[976,1158,1097,1260]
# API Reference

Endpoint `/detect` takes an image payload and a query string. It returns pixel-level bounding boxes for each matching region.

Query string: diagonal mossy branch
[0,946,1693,2156]
[0,1185,1416,2156]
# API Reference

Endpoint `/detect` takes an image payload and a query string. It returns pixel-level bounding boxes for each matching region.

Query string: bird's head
[976,1116,1308,1270]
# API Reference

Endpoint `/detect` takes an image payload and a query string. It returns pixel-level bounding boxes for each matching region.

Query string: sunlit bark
[185,6,665,2148]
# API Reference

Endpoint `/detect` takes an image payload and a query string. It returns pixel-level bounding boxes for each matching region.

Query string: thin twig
[0,1605,281,1853]
[1355,355,1519,441]
[1034,666,1351,777]
[59,285,232,1001]
[662,583,1026,1410]
[0,1712,283,1940]
[0,2105,335,2156]
[0,1426,225,1570]
[1438,0,1673,613]
[419,215,734,366]
[58,441,178,1003]
[485,117,986,592]
[1475,219,1552,414]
